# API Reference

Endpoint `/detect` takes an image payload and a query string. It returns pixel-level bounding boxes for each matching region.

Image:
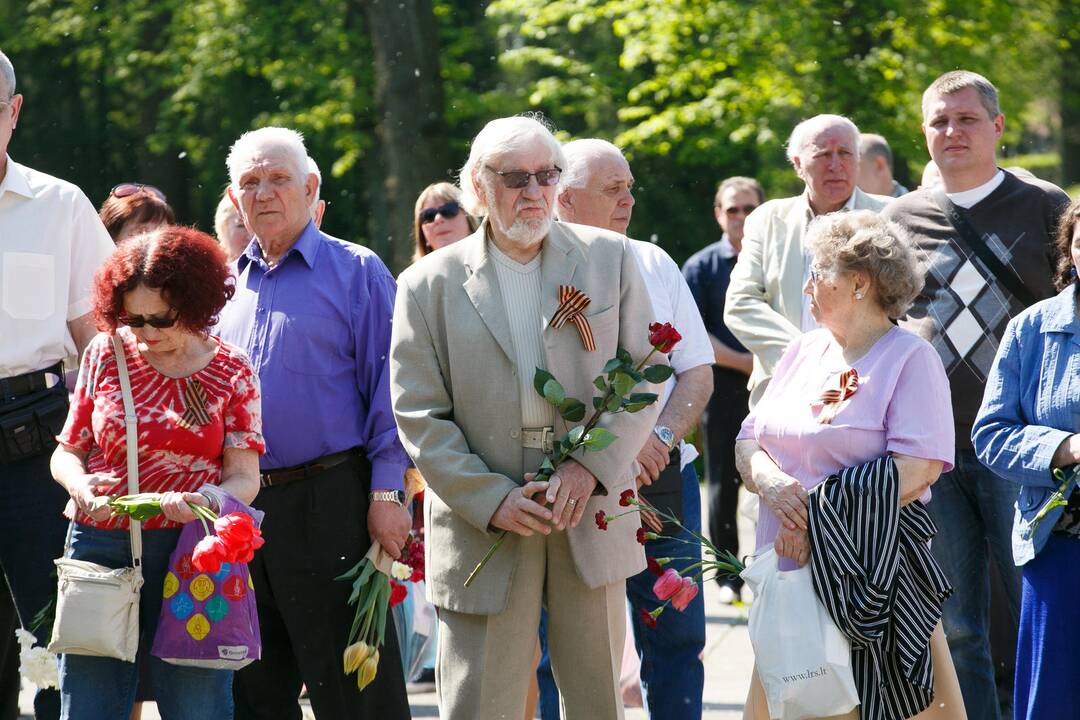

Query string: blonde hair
[412,182,478,263]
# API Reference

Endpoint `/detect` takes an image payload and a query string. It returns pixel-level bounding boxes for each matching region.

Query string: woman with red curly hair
[49,225,264,719]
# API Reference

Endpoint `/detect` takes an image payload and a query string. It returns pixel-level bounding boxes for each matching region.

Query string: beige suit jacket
[723,187,890,404]
[390,220,661,615]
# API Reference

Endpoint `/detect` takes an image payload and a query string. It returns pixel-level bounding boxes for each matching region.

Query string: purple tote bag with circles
[151,488,262,669]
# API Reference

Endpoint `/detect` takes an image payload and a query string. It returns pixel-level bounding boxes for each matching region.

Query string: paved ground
[21,488,758,719]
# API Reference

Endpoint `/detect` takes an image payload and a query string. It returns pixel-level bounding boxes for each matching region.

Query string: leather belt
[0,363,63,403]
[259,449,357,488]
[521,427,555,454]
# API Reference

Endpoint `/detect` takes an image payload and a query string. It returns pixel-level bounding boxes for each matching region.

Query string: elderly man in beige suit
[389,116,661,720]
[724,114,890,405]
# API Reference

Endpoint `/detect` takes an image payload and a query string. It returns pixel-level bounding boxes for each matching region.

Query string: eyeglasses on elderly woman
[111,183,168,203]
[419,201,462,224]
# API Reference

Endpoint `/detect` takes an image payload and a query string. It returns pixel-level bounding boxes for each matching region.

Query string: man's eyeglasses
[486,166,562,189]
[111,183,168,203]
[120,313,179,329]
[723,204,759,216]
[419,200,462,225]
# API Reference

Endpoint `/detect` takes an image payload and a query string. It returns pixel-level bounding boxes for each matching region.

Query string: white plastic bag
[740,547,860,720]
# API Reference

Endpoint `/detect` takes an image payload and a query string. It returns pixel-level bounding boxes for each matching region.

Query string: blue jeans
[928,448,1021,720]
[536,464,706,720]
[58,523,233,720]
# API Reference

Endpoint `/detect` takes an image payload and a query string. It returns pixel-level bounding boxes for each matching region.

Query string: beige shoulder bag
[48,334,144,662]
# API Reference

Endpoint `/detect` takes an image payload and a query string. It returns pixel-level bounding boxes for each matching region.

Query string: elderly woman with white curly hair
[735,210,967,719]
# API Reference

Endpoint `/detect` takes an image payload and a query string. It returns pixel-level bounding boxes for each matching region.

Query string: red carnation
[619,489,635,507]
[646,557,664,576]
[636,527,649,545]
[594,511,609,531]
[192,535,229,574]
[671,578,699,611]
[648,322,682,353]
[637,608,658,629]
[389,580,408,607]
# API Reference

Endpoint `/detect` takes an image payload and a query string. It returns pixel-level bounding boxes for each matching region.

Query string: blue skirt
[1014,532,1080,720]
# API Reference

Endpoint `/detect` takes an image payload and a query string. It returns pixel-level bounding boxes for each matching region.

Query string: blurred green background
[2,0,1078,273]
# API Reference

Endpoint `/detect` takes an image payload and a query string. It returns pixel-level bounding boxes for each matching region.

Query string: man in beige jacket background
[389,115,661,719]
[724,114,890,405]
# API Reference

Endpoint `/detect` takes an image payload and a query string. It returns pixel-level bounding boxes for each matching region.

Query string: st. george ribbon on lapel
[548,285,596,352]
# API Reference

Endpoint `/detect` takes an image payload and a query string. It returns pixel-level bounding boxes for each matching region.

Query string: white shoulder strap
[110,333,143,569]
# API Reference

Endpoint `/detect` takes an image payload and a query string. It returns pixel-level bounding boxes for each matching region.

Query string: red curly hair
[92,225,235,333]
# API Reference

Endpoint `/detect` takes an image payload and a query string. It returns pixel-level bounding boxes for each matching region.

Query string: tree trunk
[1061,1,1080,186]
[362,0,450,274]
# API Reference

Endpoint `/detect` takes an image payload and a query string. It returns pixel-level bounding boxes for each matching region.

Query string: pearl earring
[854,292,863,300]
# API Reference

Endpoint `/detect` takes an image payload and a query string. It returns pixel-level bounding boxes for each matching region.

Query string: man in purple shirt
[215,126,411,719]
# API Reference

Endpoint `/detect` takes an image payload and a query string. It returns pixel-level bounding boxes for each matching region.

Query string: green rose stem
[464,346,663,588]
[1023,465,1080,540]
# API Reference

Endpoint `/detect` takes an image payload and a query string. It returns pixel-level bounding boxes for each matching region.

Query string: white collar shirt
[0,156,115,377]
[946,169,1005,209]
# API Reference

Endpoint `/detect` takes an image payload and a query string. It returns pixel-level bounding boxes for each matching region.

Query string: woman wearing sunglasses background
[412,182,478,263]
[98,182,176,244]
[50,225,263,720]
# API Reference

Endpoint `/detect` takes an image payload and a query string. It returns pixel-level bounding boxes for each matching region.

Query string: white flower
[14,628,59,689]
[390,561,412,581]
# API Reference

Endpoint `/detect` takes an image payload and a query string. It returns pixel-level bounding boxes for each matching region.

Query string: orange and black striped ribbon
[177,379,212,429]
[815,367,859,424]
[549,285,596,352]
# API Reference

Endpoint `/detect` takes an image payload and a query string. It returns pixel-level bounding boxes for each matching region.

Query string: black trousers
[233,455,411,719]
[700,366,750,590]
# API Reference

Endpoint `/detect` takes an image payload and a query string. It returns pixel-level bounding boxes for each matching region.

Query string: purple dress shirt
[215,221,407,491]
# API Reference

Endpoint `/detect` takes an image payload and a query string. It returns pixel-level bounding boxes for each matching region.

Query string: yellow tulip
[343,642,370,675]
[357,650,379,691]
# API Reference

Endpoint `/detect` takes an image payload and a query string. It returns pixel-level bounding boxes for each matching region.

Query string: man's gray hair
[226,127,309,187]
[714,176,765,206]
[558,138,625,194]
[0,49,15,100]
[859,133,893,170]
[922,70,1000,120]
[459,114,565,215]
[786,114,860,165]
[307,156,322,200]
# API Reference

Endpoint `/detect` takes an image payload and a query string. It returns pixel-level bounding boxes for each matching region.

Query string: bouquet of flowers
[464,322,681,587]
[337,471,426,691]
[598,487,744,628]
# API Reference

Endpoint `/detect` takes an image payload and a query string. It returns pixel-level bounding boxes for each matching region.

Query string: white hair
[0,49,15,100]
[226,127,309,187]
[307,156,322,205]
[558,138,625,194]
[786,114,860,165]
[459,114,565,216]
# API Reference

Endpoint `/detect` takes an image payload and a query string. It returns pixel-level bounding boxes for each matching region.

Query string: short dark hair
[714,176,764,207]
[1053,198,1080,291]
[98,191,176,242]
[923,70,1001,120]
[859,134,893,171]
[92,226,234,333]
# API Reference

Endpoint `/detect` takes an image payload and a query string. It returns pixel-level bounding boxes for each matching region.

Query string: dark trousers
[0,451,68,720]
[233,455,410,720]
[700,366,749,589]
[0,582,18,720]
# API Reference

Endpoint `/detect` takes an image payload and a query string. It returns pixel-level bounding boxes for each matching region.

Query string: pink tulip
[652,569,682,601]
[670,578,699,611]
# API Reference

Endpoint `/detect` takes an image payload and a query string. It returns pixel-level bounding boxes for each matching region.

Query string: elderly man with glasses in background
[390,115,662,720]
[0,48,115,719]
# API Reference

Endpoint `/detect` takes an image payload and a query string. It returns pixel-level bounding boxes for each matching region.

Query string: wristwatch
[369,490,407,507]
[653,425,676,451]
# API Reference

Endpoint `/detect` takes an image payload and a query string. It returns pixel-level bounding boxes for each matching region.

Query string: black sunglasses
[111,183,168,203]
[419,201,462,225]
[486,166,562,189]
[723,204,759,216]
[120,313,179,329]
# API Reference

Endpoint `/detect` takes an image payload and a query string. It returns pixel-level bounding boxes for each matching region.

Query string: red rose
[389,580,408,607]
[652,568,682,601]
[670,578,699,611]
[594,511,609,531]
[637,608,658,629]
[619,489,635,507]
[192,535,229,574]
[648,322,682,353]
[636,527,649,545]
[646,557,664,577]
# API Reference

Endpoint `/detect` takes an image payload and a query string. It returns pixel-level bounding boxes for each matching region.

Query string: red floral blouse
[58,329,265,530]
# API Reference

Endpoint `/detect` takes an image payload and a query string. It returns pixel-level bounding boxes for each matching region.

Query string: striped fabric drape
[806,456,953,720]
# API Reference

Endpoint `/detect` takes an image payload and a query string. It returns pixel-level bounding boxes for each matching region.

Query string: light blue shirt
[972,283,1080,565]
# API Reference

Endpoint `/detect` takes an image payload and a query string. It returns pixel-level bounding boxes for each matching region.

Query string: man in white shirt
[0,48,115,719]
[555,138,714,720]
[724,114,891,405]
